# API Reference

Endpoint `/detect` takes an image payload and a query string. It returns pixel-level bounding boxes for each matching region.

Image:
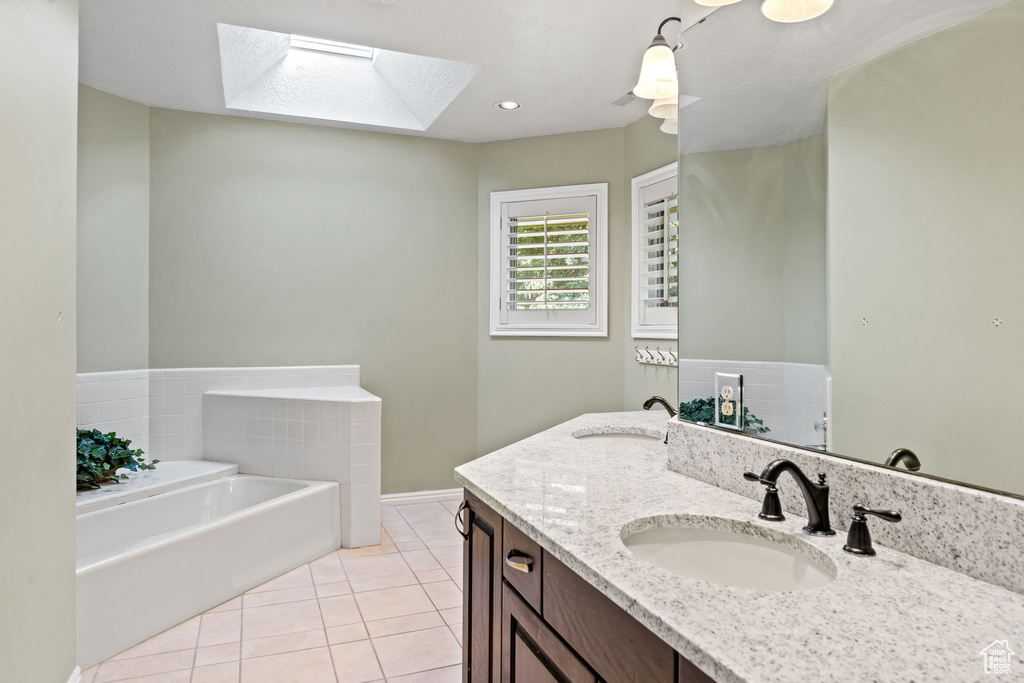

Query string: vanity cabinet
[461,491,714,683]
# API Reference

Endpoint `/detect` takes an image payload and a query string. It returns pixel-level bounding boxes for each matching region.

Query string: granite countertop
[454,411,1024,683]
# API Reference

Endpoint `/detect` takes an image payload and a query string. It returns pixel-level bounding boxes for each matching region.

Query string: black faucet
[643,396,677,417]
[642,396,676,444]
[743,459,835,536]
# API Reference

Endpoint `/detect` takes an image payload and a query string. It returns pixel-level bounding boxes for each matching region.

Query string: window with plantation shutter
[632,163,679,339]
[490,184,608,337]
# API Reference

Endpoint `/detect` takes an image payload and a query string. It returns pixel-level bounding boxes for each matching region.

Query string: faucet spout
[643,396,677,418]
[756,459,835,536]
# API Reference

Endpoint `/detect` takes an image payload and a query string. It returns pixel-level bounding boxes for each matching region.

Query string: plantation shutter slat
[505,209,592,311]
[639,188,678,309]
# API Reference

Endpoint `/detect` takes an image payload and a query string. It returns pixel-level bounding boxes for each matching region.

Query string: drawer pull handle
[506,550,534,573]
[455,500,469,540]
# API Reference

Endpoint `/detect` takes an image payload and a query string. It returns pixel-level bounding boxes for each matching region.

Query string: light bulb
[761,0,834,23]
[633,34,678,100]
[648,97,679,119]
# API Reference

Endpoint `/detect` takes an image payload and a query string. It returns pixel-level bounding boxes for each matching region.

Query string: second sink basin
[622,517,835,592]
[575,433,661,443]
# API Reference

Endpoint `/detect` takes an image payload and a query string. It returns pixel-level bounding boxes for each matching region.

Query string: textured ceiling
[79,0,1013,145]
[79,0,709,143]
[676,0,1015,152]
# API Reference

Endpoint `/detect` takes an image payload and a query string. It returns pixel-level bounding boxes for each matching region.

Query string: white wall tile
[678,358,828,448]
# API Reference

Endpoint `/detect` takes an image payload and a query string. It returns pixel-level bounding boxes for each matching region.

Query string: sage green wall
[85,105,674,490]
[624,116,679,411]
[827,0,1024,493]
[78,86,150,372]
[476,128,629,455]
[677,136,826,364]
[0,0,79,680]
[147,109,480,494]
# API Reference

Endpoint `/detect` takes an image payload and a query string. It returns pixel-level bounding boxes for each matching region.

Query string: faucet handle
[852,504,901,524]
[817,472,827,485]
[742,472,784,521]
[843,504,901,556]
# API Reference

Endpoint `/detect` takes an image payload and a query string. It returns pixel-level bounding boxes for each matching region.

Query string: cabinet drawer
[502,519,542,613]
[543,553,676,683]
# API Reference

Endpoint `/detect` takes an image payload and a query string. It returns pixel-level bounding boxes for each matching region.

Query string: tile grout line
[237,578,245,683]
[187,620,198,683]
[310,561,342,683]
[347,570,389,682]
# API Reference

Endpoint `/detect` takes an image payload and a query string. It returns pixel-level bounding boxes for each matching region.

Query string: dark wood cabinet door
[462,491,504,683]
[501,582,596,683]
[543,553,677,683]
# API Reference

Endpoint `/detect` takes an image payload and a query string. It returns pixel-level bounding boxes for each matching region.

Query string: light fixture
[495,101,522,111]
[632,17,682,100]
[648,96,678,119]
[689,0,834,23]
[660,118,679,135]
[760,0,833,23]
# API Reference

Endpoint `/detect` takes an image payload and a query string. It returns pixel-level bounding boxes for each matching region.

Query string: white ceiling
[675,0,1014,153]
[79,0,1014,145]
[79,0,709,143]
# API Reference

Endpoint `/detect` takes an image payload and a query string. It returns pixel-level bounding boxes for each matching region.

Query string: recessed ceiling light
[495,101,522,111]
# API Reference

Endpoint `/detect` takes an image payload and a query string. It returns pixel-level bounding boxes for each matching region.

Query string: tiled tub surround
[669,419,1024,595]
[678,359,829,448]
[77,475,341,669]
[75,460,237,515]
[203,387,382,548]
[455,411,1024,682]
[80,501,465,683]
[77,369,152,454]
[77,365,361,461]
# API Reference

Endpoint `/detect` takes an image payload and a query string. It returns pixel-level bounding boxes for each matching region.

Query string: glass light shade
[648,97,679,119]
[633,35,678,100]
[694,0,743,6]
[660,118,678,135]
[761,0,834,23]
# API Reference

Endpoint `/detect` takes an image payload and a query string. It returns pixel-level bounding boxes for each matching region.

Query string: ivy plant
[678,397,770,434]
[77,429,159,491]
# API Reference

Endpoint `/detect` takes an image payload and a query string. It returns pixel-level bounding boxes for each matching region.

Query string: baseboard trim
[381,488,462,505]
[67,666,82,683]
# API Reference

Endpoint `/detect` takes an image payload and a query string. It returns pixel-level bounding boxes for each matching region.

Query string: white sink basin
[575,432,661,443]
[622,519,835,592]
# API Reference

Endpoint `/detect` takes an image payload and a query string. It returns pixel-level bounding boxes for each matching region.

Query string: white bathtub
[76,475,340,668]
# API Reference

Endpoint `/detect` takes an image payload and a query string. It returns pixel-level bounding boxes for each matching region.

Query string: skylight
[289,35,375,60]
[217,23,479,132]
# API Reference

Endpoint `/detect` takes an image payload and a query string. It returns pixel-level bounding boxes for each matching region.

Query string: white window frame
[489,183,608,337]
[631,162,679,340]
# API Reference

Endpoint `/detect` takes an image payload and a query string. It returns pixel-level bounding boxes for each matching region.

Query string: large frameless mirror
[673,0,1024,497]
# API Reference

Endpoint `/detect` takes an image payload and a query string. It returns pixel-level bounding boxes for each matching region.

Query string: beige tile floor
[81,500,465,683]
